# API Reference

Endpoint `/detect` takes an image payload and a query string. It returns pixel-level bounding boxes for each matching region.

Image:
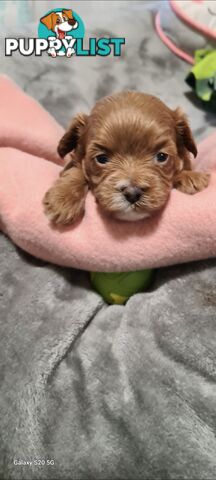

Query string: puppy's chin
[113,209,150,222]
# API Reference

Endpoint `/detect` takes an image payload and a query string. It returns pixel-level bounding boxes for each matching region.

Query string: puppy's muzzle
[122,186,143,204]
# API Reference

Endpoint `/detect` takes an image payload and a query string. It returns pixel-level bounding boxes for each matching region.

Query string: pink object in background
[155,13,194,65]
[169,0,216,40]
[0,75,216,272]
[156,1,216,64]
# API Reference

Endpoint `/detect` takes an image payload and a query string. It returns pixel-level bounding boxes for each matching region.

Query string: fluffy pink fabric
[0,76,215,272]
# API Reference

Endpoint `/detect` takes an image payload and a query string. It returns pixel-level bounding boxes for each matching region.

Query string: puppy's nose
[68,18,77,26]
[123,186,143,204]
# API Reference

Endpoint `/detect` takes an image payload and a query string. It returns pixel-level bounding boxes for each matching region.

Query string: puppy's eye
[56,18,61,24]
[155,152,169,163]
[95,154,109,165]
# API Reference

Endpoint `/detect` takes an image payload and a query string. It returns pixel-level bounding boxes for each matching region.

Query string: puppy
[40,9,78,57]
[43,91,210,224]
[40,10,78,39]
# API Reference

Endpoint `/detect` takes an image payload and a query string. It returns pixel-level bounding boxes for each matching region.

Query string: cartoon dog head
[40,9,78,39]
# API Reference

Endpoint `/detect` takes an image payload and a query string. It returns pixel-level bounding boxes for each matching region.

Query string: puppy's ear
[174,108,197,158]
[58,113,88,159]
[172,109,209,194]
[40,12,54,30]
[62,9,73,19]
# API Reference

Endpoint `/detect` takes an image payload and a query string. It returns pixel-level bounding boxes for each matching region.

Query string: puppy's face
[40,9,78,38]
[59,92,197,221]
[84,94,180,220]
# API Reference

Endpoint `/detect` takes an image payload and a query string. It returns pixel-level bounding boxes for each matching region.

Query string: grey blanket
[1,2,216,479]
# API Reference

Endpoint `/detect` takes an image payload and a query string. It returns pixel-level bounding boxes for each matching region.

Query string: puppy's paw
[43,186,85,225]
[174,171,210,195]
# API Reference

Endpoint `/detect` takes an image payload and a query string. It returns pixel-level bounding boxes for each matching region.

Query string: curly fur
[43,92,209,224]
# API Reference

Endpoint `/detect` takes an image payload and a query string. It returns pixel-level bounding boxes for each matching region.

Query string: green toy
[90,269,154,305]
[186,49,216,107]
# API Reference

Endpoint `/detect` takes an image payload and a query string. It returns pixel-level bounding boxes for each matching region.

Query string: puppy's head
[58,92,197,221]
[40,9,78,37]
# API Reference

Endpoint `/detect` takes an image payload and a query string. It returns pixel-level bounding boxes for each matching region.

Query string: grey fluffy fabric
[0,1,216,479]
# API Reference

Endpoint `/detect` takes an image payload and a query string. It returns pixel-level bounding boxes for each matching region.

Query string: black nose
[68,18,77,26]
[123,186,143,204]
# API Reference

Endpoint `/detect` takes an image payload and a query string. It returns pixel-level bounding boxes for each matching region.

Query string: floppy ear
[174,108,197,158]
[57,113,88,159]
[45,112,88,223]
[172,108,209,194]
[40,12,54,31]
[62,9,73,19]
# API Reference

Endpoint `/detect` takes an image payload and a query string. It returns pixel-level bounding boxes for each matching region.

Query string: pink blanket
[0,76,215,272]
